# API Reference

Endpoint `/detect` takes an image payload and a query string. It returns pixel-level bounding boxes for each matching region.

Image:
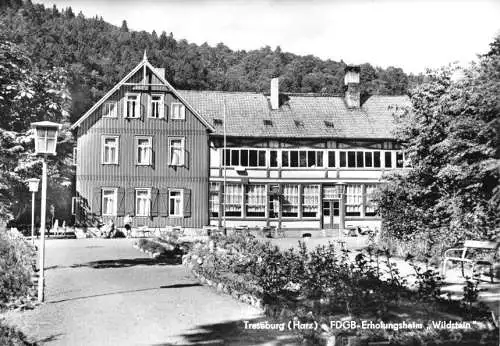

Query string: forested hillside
[0,0,416,123]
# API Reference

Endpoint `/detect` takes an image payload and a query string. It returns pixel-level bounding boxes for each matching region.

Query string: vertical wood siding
[76,68,209,228]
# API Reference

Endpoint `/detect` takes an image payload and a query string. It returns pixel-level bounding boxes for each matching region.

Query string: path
[3,239,298,346]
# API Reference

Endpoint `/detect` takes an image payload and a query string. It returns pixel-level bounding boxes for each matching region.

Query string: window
[374,152,381,167]
[224,184,242,217]
[102,136,119,164]
[365,184,378,217]
[384,152,393,168]
[340,151,347,167]
[169,189,183,217]
[136,137,152,165]
[364,152,373,167]
[149,94,164,118]
[302,185,320,217]
[102,188,117,216]
[135,189,151,216]
[125,94,140,118]
[270,150,278,167]
[171,103,185,120]
[328,151,335,168]
[103,101,117,118]
[168,138,185,166]
[282,184,299,217]
[209,183,220,218]
[396,151,404,168]
[346,184,363,217]
[246,185,266,217]
[281,150,323,168]
[223,149,266,167]
[348,152,356,167]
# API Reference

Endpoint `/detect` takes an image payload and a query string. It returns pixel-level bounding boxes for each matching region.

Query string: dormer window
[213,118,223,126]
[125,93,140,118]
[171,103,185,120]
[324,120,335,128]
[294,120,304,127]
[149,94,164,118]
[263,119,273,126]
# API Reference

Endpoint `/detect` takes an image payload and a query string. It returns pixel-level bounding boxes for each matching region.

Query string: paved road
[4,239,298,346]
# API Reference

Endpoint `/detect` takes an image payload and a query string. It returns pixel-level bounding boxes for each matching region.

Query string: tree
[376,35,500,254]
[120,19,128,32]
[0,39,73,223]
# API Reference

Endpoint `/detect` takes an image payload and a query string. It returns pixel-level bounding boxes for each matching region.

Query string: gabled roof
[179,91,410,139]
[70,57,215,131]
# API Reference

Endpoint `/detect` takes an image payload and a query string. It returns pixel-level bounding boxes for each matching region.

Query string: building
[71,56,410,231]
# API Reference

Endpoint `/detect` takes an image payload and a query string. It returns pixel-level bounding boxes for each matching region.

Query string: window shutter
[125,188,135,216]
[164,100,168,120]
[183,189,191,218]
[181,105,186,119]
[151,188,159,217]
[93,188,101,216]
[117,188,126,216]
[159,188,169,216]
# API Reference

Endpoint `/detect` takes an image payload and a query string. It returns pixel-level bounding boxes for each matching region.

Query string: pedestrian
[124,214,132,238]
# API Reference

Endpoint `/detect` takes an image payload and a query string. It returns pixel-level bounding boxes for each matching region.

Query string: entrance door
[322,200,340,229]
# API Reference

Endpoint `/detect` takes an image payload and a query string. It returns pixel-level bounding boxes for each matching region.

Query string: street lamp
[335,182,347,239]
[26,178,40,245]
[31,121,61,303]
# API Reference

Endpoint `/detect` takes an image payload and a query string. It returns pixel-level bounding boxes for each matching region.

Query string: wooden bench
[442,240,499,282]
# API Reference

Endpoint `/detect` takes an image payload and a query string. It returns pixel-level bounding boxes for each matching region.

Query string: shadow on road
[153,317,300,346]
[70,256,182,269]
[48,283,202,304]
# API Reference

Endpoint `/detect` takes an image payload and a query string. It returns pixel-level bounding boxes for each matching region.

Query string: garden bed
[182,233,499,345]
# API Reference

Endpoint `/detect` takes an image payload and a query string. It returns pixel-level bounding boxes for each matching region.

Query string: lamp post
[31,121,61,303]
[335,182,347,240]
[26,178,40,245]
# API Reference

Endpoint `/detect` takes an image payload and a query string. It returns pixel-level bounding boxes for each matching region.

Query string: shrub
[0,321,35,346]
[0,230,36,310]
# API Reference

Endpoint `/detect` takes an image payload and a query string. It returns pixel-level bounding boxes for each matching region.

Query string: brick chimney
[270,77,279,110]
[344,65,360,109]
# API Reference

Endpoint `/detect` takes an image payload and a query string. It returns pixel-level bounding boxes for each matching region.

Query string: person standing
[124,214,132,238]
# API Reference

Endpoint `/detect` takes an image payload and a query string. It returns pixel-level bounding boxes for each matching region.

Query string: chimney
[270,77,279,110]
[344,65,360,109]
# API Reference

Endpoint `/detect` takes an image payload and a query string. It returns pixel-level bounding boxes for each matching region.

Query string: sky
[36,0,500,74]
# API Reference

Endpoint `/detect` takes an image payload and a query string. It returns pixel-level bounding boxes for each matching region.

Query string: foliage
[375,35,500,256]
[0,230,36,310]
[0,1,415,125]
[0,320,35,346]
[0,38,73,223]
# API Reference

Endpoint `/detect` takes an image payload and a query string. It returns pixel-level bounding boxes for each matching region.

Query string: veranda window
[224,184,242,217]
[365,184,378,216]
[282,184,299,217]
[209,182,220,217]
[246,185,266,217]
[302,185,320,217]
[346,184,363,217]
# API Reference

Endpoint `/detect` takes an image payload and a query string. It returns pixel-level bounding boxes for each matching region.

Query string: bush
[0,230,36,310]
[0,320,35,346]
